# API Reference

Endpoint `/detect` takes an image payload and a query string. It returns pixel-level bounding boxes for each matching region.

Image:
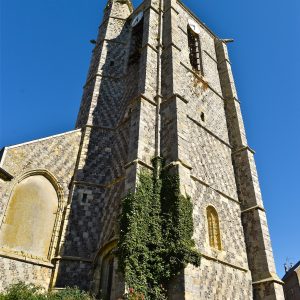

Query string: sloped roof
[283,261,300,281]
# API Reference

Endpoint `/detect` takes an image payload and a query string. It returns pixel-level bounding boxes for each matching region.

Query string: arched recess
[92,239,120,300]
[0,170,64,260]
[207,206,222,251]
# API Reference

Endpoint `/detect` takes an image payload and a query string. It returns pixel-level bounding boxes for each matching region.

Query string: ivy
[118,157,201,299]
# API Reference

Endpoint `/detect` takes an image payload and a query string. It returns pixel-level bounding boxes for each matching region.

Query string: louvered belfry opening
[128,17,144,65]
[187,26,203,75]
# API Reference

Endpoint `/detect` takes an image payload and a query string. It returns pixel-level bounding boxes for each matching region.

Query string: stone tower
[0,0,284,299]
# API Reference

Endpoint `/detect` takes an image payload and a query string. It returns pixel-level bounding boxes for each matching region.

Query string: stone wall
[0,257,52,291]
[0,130,81,291]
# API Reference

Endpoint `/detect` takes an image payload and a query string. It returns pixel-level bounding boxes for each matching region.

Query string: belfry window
[187,24,203,75]
[207,206,222,250]
[128,13,144,65]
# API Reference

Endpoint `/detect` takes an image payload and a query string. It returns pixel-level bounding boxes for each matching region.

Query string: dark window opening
[100,254,115,300]
[187,26,203,75]
[110,61,115,67]
[128,18,144,65]
[201,112,205,122]
[82,193,88,203]
[106,258,114,299]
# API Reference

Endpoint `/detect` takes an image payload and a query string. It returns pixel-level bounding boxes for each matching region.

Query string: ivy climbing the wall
[118,157,201,299]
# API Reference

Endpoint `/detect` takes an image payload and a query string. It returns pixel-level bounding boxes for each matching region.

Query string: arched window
[100,252,115,300]
[187,25,204,75]
[0,175,59,259]
[207,206,222,250]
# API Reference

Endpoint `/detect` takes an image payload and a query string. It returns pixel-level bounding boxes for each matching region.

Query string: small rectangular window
[81,193,88,204]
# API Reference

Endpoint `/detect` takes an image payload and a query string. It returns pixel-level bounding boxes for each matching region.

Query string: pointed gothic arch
[0,170,64,261]
[92,240,119,300]
[207,206,222,251]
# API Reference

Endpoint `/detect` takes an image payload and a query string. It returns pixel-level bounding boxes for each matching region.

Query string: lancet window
[207,206,222,250]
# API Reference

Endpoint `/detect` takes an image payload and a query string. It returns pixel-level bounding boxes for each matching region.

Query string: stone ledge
[163,42,182,52]
[74,176,125,189]
[241,205,265,214]
[162,93,189,105]
[52,256,92,264]
[252,275,284,286]
[180,61,225,100]
[84,73,126,88]
[191,175,240,205]
[0,249,54,268]
[124,159,154,170]
[163,4,180,15]
[143,3,161,15]
[130,94,158,107]
[218,58,232,66]
[141,42,159,54]
[92,38,127,53]
[84,124,115,131]
[201,253,249,273]
[187,115,232,149]
[232,145,256,155]
[163,159,193,171]
[225,96,241,104]
[203,50,218,64]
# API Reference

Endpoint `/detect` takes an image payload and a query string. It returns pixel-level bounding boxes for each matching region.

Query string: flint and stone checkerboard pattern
[0,0,284,299]
[0,130,81,290]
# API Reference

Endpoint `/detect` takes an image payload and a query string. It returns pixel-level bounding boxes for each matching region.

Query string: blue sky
[1,0,299,277]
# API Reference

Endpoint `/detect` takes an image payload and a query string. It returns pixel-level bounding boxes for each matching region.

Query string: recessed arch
[92,239,118,299]
[0,170,63,260]
[206,206,222,251]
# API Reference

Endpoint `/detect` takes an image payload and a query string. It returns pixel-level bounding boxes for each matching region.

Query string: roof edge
[282,261,300,281]
[5,129,81,150]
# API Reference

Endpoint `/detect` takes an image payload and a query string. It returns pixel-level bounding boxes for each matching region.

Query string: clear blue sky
[0,0,299,277]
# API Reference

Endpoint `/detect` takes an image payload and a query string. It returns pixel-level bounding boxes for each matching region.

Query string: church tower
[0,0,284,299]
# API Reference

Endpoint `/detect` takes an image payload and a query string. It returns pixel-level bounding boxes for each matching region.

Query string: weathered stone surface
[0,0,284,299]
